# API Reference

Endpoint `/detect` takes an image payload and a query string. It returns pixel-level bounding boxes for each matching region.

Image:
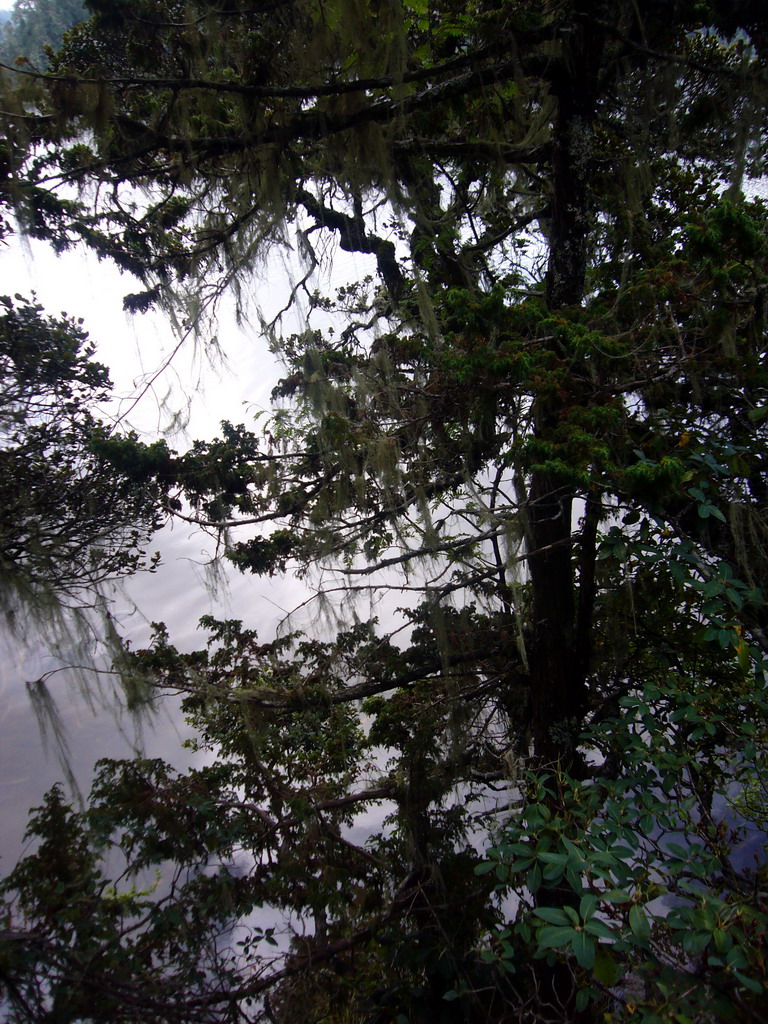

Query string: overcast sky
[0,186,385,865]
[0,226,338,867]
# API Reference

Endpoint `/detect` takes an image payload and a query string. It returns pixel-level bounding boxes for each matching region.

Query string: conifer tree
[0,0,85,68]
[2,2,768,1022]
[0,293,162,612]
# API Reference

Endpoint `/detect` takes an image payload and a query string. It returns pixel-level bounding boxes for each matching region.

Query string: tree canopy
[0,292,162,617]
[2,1,768,1022]
[0,0,85,68]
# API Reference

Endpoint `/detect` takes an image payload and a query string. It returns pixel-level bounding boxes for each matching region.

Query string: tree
[2,1,768,1021]
[0,293,162,615]
[0,0,85,68]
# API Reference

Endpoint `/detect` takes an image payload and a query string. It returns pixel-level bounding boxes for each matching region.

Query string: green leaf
[538,851,568,865]
[732,970,763,995]
[683,930,711,956]
[533,907,571,926]
[606,888,634,905]
[527,864,542,895]
[579,894,598,920]
[738,642,752,675]
[593,948,622,986]
[543,862,567,883]
[718,628,734,648]
[584,918,615,941]
[563,904,580,926]
[561,836,585,859]
[538,925,577,950]
[565,866,583,891]
[572,931,595,969]
[665,842,689,859]
[628,905,651,947]
[726,946,748,970]
[506,857,534,872]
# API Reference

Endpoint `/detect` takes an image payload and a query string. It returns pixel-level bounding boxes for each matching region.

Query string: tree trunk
[525,9,607,1020]
[528,3,605,768]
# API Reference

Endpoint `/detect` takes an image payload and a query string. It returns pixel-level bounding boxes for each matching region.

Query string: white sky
[0,236,288,862]
[0,220,380,868]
